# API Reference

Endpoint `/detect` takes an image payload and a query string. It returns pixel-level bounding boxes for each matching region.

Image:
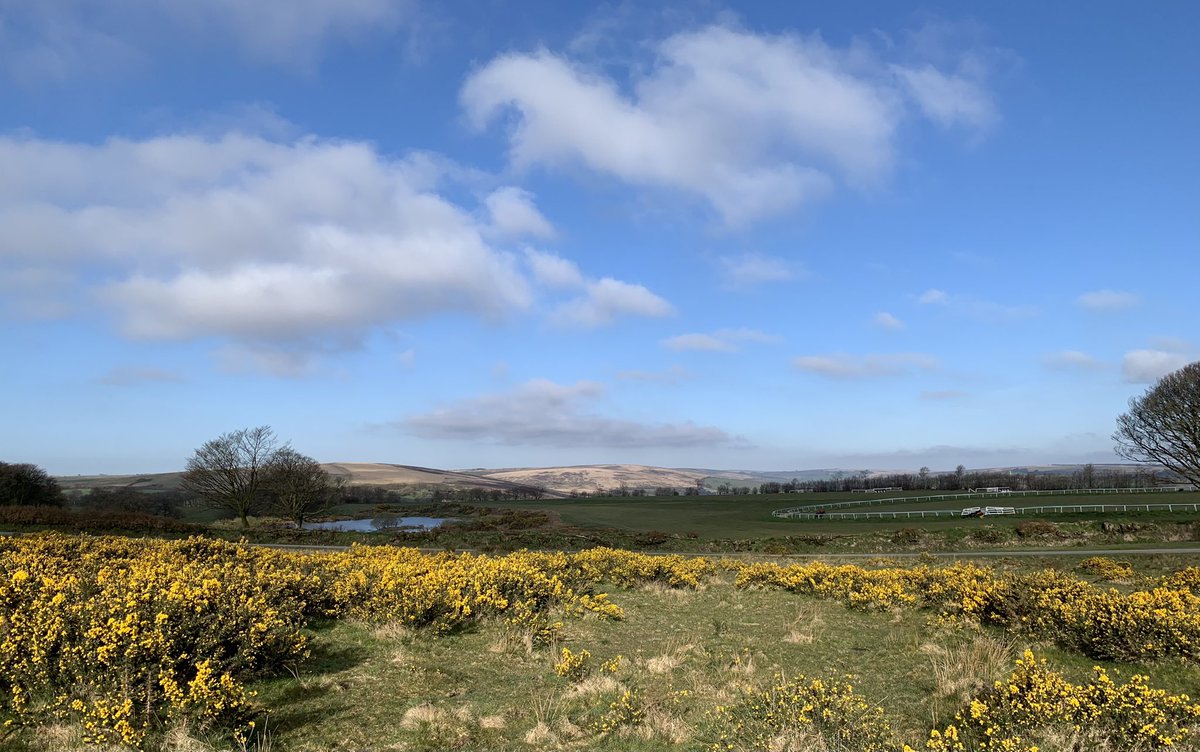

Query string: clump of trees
[181,426,342,528]
[0,462,63,507]
[1114,360,1200,487]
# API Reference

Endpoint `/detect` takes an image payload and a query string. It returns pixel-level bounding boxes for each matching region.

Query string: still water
[304,516,449,532]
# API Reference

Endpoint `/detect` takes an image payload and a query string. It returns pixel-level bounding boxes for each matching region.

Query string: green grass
[238,560,1200,752]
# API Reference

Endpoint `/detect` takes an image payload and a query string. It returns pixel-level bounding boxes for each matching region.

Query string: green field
[483,491,1200,539]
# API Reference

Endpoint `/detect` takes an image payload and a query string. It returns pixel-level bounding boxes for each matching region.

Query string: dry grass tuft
[523,721,558,745]
[925,633,1019,720]
[783,603,825,644]
[400,703,444,729]
[479,714,507,730]
[567,674,624,697]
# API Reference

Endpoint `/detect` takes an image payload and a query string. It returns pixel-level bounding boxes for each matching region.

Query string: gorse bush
[0,537,704,747]
[708,674,901,751]
[2,535,1198,749]
[729,559,1200,664]
[918,651,1200,751]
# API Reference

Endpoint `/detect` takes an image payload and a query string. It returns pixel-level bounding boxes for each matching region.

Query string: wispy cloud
[661,327,779,353]
[916,288,1036,321]
[403,379,736,448]
[1077,289,1140,313]
[718,253,797,288]
[616,365,689,384]
[98,366,186,386]
[792,352,938,380]
[872,311,905,331]
[920,389,967,401]
[1043,350,1106,372]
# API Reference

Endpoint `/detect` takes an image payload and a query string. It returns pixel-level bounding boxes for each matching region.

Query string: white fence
[776,502,1200,521]
[772,487,1191,519]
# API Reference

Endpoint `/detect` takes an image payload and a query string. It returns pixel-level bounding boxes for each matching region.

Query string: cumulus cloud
[552,277,672,327]
[485,187,555,240]
[523,248,584,289]
[660,327,778,352]
[917,288,948,305]
[719,253,796,288]
[1,0,417,81]
[463,24,995,224]
[873,311,905,330]
[1044,350,1106,372]
[793,352,938,380]
[1077,289,1140,313]
[403,378,735,448]
[1122,349,1194,384]
[0,132,537,363]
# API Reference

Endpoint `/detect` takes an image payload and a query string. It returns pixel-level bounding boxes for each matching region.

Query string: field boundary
[772,487,1188,519]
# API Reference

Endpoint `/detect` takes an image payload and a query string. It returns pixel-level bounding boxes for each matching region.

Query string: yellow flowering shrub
[0,536,712,747]
[553,647,591,680]
[731,559,1200,664]
[919,651,1200,751]
[707,674,901,751]
[1078,556,1134,581]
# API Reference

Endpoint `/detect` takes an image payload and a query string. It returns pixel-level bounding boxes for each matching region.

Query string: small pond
[304,516,451,532]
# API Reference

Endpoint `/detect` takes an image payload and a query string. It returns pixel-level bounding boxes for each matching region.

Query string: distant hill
[56,462,1164,497]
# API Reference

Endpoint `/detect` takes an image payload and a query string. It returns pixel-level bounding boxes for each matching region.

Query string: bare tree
[1114,361,1200,487]
[264,448,340,529]
[181,426,281,528]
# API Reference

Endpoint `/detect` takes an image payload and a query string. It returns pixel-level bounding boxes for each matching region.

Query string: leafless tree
[181,426,280,528]
[1114,361,1200,487]
[265,448,341,528]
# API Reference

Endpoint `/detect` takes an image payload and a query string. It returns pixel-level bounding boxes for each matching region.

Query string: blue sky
[2,1,1197,475]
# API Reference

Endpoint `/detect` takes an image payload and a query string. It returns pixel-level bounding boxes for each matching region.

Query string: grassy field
[21,552,1200,752]
[481,491,1200,540]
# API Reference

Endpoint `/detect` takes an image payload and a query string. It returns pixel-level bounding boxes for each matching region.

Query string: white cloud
[915,288,1036,321]
[523,248,584,289]
[1,0,416,82]
[463,25,992,224]
[1044,350,1106,372]
[0,133,534,362]
[719,253,795,288]
[661,327,779,352]
[403,378,735,448]
[1122,349,1193,384]
[485,187,555,240]
[892,64,996,131]
[661,334,734,352]
[793,352,938,380]
[553,277,672,327]
[1077,289,1140,313]
[397,348,416,367]
[873,311,905,330]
